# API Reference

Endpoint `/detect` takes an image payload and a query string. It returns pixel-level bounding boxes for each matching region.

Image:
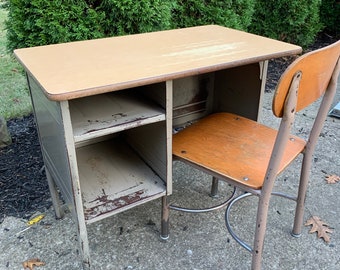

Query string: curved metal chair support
[169,186,237,213]
[225,191,299,252]
[225,192,254,252]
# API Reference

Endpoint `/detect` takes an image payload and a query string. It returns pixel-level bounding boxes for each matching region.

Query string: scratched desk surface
[14,25,301,101]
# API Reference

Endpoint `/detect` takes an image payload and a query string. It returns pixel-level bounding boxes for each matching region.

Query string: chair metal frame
[162,40,340,269]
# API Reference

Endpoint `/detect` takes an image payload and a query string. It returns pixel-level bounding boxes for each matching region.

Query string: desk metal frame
[15,25,301,269]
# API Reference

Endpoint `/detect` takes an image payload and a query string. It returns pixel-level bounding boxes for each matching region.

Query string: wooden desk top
[14,25,302,101]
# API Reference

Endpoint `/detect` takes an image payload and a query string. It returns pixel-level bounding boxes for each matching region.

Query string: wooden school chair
[167,40,340,269]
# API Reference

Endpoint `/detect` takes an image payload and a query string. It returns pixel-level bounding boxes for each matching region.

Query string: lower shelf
[76,138,166,224]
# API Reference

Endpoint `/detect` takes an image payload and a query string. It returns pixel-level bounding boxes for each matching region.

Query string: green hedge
[172,0,255,31]
[6,0,336,51]
[6,0,105,50]
[6,0,256,51]
[250,0,323,48]
[320,0,340,38]
[97,0,173,36]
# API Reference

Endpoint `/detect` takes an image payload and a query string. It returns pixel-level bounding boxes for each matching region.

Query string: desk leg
[45,167,64,219]
[79,228,91,270]
[160,196,170,240]
[60,101,91,269]
[210,177,219,198]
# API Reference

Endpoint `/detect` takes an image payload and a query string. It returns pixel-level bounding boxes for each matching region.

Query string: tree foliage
[319,0,340,38]
[250,0,323,48]
[5,0,338,51]
[97,0,173,36]
[172,0,255,31]
[6,0,104,50]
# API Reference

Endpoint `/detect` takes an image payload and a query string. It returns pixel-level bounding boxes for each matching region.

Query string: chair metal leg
[251,191,273,270]
[210,177,219,198]
[292,155,311,237]
[160,196,170,240]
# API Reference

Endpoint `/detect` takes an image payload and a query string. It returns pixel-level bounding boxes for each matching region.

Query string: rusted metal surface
[84,190,146,221]
[77,138,167,225]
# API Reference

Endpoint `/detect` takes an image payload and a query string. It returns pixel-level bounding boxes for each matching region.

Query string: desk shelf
[70,91,165,144]
[77,138,166,224]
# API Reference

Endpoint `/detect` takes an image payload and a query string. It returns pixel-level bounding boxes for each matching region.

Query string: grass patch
[0,6,32,120]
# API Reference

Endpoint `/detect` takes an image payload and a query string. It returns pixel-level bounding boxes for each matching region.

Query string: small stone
[187,249,193,256]
[0,116,12,148]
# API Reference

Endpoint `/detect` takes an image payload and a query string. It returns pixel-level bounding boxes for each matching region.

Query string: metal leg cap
[291,232,302,238]
[160,234,169,241]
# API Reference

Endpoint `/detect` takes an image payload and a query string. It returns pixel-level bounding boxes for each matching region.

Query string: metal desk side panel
[27,74,75,214]
[213,62,267,121]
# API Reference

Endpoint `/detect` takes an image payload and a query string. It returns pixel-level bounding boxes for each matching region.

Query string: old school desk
[14,25,302,268]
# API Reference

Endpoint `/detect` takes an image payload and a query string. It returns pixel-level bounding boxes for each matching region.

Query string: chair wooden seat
[173,112,306,190]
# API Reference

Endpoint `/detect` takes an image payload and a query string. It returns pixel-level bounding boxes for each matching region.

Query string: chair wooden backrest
[261,40,340,196]
[273,40,340,117]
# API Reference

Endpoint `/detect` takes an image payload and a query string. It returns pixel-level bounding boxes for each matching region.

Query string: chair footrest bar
[169,187,237,213]
[225,192,254,252]
[271,191,297,201]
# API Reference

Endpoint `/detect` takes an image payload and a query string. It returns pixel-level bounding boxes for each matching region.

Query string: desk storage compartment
[69,89,166,145]
[67,86,169,224]
[77,136,166,224]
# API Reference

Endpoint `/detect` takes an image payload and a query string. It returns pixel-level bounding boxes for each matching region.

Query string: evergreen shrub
[6,0,105,51]
[6,0,174,51]
[6,0,333,52]
[97,0,173,36]
[172,0,255,31]
[250,0,323,48]
[320,0,340,38]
